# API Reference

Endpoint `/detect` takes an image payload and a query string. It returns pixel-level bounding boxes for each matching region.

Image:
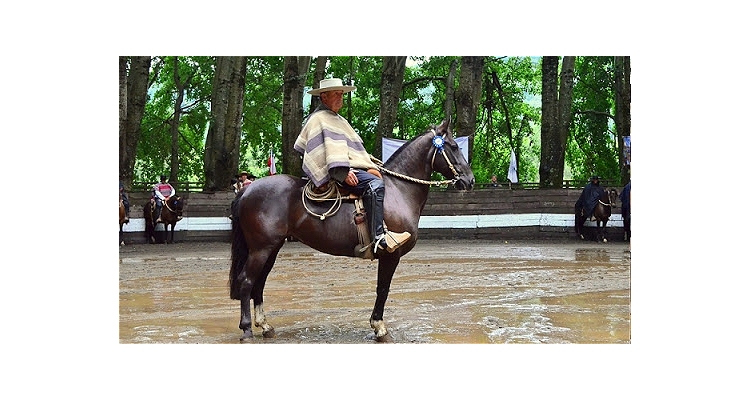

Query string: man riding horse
[294,77,410,254]
[152,175,176,224]
[575,175,605,239]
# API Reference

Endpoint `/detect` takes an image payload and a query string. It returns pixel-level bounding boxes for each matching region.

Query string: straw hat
[308,78,356,95]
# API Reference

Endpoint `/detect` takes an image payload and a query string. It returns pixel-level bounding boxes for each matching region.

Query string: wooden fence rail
[120,186,627,244]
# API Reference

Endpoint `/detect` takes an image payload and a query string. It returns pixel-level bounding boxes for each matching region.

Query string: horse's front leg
[602,221,608,243]
[370,257,399,343]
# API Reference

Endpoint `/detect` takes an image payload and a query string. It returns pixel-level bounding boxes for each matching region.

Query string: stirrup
[372,235,389,255]
[374,231,411,253]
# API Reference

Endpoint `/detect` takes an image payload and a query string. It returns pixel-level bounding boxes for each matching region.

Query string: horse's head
[602,188,618,206]
[429,119,475,191]
[169,195,184,217]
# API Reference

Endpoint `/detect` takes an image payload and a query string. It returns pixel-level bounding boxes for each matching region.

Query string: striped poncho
[294,108,378,187]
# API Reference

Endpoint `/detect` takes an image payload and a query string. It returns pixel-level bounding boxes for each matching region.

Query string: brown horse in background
[144,196,184,244]
[229,120,475,343]
[592,188,619,243]
[119,198,127,246]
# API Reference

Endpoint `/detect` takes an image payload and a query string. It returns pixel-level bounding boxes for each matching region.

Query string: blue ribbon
[432,135,445,152]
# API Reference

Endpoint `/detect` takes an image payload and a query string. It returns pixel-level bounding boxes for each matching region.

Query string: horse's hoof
[240,329,254,342]
[120,241,124,246]
[262,328,276,338]
[375,332,393,343]
[603,238,608,243]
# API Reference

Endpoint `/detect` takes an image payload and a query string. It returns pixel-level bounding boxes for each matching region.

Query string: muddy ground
[119,239,630,344]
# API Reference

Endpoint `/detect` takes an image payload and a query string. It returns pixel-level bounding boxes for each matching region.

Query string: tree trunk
[540,56,560,188]
[556,56,576,187]
[282,56,311,177]
[309,56,328,115]
[491,70,519,179]
[119,56,128,188]
[121,56,151,191]
[204,56,247,192]
[455,56,485,162]
[169,57,195,184]
[444,59,458,122]
[375,56,407,158]
[615,56,631,184]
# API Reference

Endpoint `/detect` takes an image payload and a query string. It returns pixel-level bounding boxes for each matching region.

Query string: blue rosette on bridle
[432,135,445,152]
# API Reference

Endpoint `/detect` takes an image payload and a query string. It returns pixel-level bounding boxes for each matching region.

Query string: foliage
[473,56,541,184]
[241,57,285,178]
[126,56,624,188]
[136,56,213,184]
[567,57,620,182]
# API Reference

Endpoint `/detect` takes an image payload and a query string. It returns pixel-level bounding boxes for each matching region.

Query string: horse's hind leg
[238,243,283,341]
[251,244,284,338]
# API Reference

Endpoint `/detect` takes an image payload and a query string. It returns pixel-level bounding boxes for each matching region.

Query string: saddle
[302,178,377,260]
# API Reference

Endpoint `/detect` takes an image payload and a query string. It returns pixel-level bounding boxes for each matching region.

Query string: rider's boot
[155,205,162,223]
[365,180,411,254]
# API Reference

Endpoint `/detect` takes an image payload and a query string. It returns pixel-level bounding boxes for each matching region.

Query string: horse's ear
[438,119,451,136]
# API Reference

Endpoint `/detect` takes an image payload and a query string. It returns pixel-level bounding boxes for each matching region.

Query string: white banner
[382,136,469,163]
[507,149,518,183]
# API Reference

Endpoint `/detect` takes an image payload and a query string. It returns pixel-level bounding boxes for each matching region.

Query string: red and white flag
[268,148,277,175]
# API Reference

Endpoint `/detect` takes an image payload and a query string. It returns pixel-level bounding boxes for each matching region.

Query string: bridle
[163,197,183,214]
[598,190,616,208]
[375,129,461,187]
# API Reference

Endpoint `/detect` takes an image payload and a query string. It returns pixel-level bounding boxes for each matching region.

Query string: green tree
[375,56,408,158]
[120,56,152,190]
[479,56,541,185]
[567,56,620,183]
[281,56,311,177]
[137,56,212,187]
[204,56,247,191]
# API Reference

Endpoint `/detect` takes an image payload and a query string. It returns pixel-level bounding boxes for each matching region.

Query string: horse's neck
[383,135,434,181]
[382,134,434,211]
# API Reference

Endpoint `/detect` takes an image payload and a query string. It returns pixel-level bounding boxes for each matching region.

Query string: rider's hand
[345,171,358,186]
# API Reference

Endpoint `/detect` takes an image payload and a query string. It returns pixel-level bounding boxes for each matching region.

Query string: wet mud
[119,239,630,344]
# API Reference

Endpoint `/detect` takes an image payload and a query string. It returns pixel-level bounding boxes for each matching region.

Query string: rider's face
[320,90,344,113]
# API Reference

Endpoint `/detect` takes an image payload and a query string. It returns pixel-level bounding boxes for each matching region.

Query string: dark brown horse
[592,188,618,243]
[144,195,184,244]
[119,197,127,246]
[229,120,475,342]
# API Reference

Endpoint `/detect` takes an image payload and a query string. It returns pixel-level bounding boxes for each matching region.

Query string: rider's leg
[155,198,163,223]
[123,195,130,221]
[352,171,410,253]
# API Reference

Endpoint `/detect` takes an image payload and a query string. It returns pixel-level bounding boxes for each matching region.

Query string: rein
[372,129,459,187]
[163,198,181,214]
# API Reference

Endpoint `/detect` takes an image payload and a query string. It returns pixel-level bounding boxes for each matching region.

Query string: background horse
[144,196,184,244]
[592,188,618,243]
[119,198,127,246]
[229,120,475,343]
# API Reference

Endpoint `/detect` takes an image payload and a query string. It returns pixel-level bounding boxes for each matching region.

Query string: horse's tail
[229,203,248,300]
